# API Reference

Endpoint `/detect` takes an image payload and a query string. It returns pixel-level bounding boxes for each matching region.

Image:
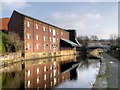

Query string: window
[53,29,56,36]
[44,66,46,72]
[36,35,39,40]
[37,76,39,83]
[36,24,39,29]
[50,37,52,42]
[51,81,52,86]
[43,26,46,31]
[43,36,46,41]
[49,28,52,33]
[37,68,39,74]
[50,65,52,70]
[28,80,30,87]
[61,32,63,35]
[28,70,30,77]
[53,37,56,43]
[27,21,30,27]
[50,44,52,50]
[44,44,46,49]
[50,73,52,78]
[27,34,30,40]
[44,74,46,80]
[36,44,39,49]
[44,84,46,88]
[27,43,30,50]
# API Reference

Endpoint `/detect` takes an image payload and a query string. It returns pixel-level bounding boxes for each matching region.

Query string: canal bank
[93,53,119,89]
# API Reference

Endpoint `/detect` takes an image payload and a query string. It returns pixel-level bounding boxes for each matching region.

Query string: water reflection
[1,55,100,89]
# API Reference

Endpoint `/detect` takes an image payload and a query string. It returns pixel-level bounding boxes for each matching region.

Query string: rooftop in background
[0,18,10,31]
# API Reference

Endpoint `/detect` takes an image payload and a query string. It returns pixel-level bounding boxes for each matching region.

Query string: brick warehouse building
[8,10,81,59]
[0,18,10,31]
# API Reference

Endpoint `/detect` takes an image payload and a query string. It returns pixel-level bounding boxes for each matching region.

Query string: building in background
[8,10,80,59]
[0,18,10,31]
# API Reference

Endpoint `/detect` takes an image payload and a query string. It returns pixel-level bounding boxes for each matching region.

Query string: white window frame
[36,24,39,29]
[50,37,52,42]
[28,70,30,77]
[44,66,46,72]
[43,26,46,31]
[43,36,46,41]
[50,65,52,70]
[36,35,39,40]
[53,29,56,36]
[28,80,31,87]
[44,84,46,88]
[37,68,39,74]
[49,28,52,33]
[50,73,52,78]
[37,76,39,83]
[27,43,30,50]
[27,34,30,40]
[36,44,39,49]
[50,44,52,50]
[44,44,46,49]
[44,74,46,80]
[27,21,30,27]
[61,32,63,35]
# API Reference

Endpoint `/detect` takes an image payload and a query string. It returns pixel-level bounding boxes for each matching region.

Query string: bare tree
[90,35,99,41]
[109,33,118,46]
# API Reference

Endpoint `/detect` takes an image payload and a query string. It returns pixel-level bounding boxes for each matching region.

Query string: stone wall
[0,51,22,64]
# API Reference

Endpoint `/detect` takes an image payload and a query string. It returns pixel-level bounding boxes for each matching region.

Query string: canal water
[0,55,100,89]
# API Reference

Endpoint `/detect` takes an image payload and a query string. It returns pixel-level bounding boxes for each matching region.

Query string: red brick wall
[9,11,70,53]
[0,18,10,31]
[24,17,69,53]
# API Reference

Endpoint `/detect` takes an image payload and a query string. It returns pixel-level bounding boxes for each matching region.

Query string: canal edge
[92,57,108,88]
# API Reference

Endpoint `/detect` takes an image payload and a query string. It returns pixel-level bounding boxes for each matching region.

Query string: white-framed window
[37,68,39,74]
[27,34,30,40]
[50,73,52,78]
[28,70,30,77]
[27,21,30,27]
[49,28,52,33]
[27,43,31,50]
[53,29,56,36]
[36,24,39,29]
[50,37,52,42]
[36,44,39,49]
[50,44,52,50]
[36,35,39,40]
[44,66,46,72]
[43,26,46,31]
[51,81,52,86]
[44,74,46,80]
[50,65,52,70]
[27,80,31,87]
[61,32,63,35]
[44,84,46,88]
[44,44,46,49]
[37,76,39,83]
[53,37,56,43]
[43,36,46,41]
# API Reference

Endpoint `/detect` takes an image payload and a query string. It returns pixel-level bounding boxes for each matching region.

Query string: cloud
[51,12,86,30]
[86,13,102,19]
[1,0,30,11]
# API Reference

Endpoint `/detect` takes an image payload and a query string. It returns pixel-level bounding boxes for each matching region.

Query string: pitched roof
[13,10,68,32]
[60,38,80,47]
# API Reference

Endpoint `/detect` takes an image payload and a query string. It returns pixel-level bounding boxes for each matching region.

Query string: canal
[0,55,100,89]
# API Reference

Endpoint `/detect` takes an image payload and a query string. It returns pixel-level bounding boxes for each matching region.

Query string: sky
[0,0,119,39]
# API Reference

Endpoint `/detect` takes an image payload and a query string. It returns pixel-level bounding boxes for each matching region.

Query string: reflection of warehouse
[25,57,75,88]
[8,10,81,59]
